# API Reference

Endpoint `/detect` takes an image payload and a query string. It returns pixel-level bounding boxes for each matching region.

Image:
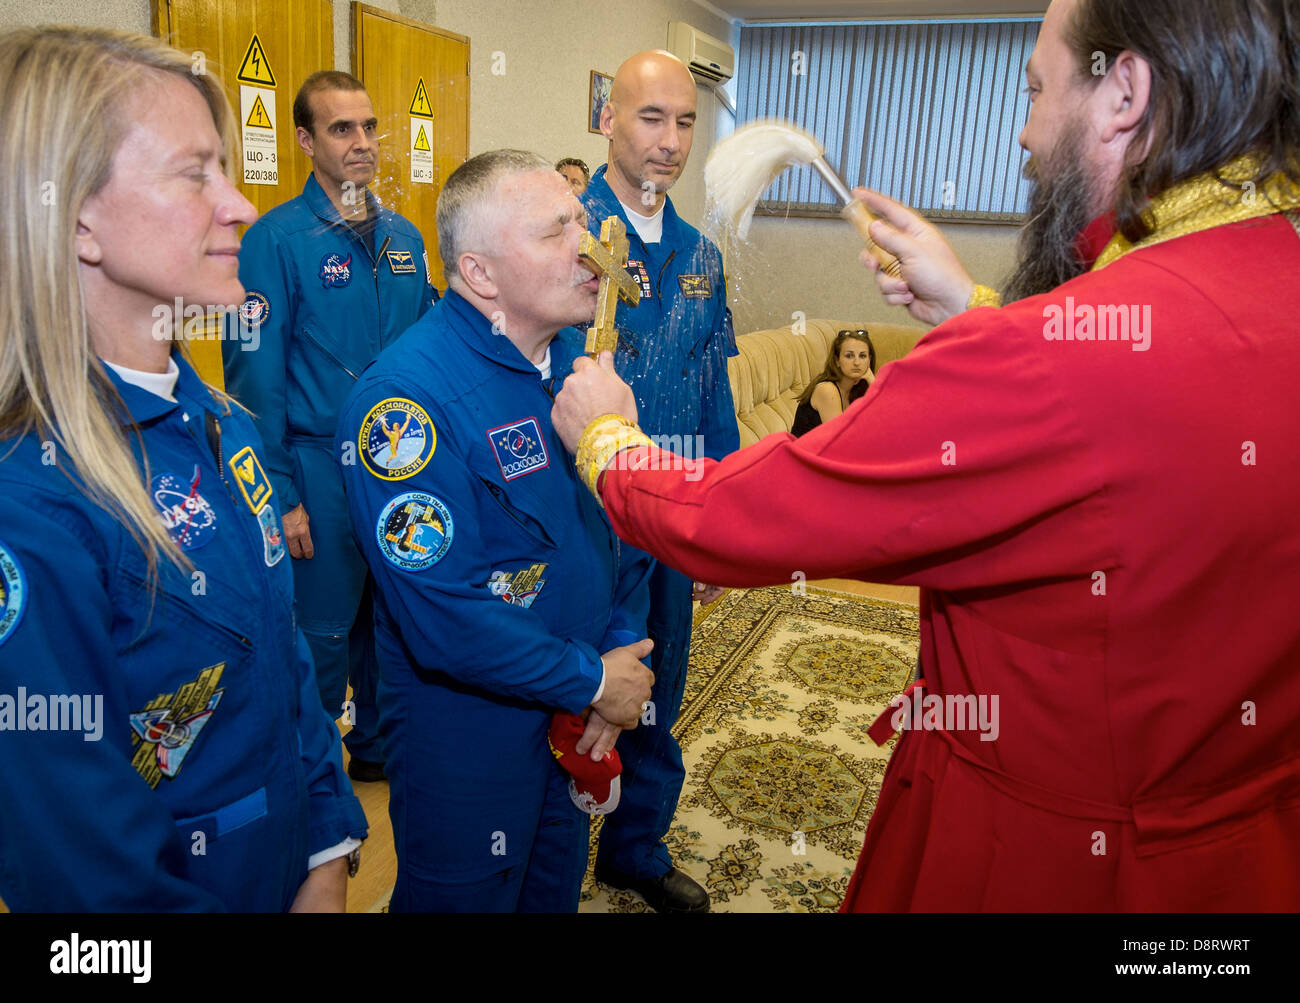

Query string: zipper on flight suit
[192,411,253,649]
[372,234,392,345]
[312,206,390,379]
[655,250,677,298]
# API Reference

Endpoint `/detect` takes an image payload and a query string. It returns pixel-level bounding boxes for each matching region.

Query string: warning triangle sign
[409,77,433,118]
[413,124,430,152]
[236,34,277,87]
[245,94,273,129]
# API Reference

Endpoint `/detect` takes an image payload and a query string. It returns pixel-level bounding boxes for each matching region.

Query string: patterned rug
[579,584,918,913]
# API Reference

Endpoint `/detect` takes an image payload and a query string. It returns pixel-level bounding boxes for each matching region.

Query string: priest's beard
[1002,122,1103,304]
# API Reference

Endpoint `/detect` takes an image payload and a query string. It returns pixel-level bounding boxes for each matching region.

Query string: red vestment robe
[597,212,1300,911]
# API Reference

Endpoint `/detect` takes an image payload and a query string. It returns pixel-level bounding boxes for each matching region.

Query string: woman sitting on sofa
[791,329,876,437]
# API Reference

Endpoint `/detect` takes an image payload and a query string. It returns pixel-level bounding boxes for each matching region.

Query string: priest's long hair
[1066,0,1300,243]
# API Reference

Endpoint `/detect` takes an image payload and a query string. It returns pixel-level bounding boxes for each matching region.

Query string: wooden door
[352,2,469,293]
[152,0,334,385]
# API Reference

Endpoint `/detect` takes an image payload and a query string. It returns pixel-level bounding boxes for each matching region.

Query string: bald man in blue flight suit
[338,150,655,912]
[224,72,435,781]
[580,50,739,913]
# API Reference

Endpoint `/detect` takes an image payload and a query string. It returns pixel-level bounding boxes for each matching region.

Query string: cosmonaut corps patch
[359,398,437,480]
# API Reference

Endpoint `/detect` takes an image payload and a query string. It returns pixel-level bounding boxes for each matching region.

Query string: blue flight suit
[336,290,652,912]
[0,354,367,911]
[224,173,435,763]
[581,165,740,880]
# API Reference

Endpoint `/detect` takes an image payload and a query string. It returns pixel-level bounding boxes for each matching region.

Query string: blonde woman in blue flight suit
[0,27,366,911]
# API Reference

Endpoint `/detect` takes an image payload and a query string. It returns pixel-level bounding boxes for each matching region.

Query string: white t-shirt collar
[103,356,181,402]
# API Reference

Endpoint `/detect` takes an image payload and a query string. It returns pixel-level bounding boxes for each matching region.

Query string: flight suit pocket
[477,476,557,552]
[114,567,268,805]
[299,326,361,381]
[174,786,268,840]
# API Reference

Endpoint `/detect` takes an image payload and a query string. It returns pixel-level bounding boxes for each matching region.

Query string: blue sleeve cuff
[308,793,369,859]
[270,471,300,512]
[568,640,606,713]
[602,627,640,652]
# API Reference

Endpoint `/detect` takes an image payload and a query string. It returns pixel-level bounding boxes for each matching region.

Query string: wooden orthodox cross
[578,215,641,356]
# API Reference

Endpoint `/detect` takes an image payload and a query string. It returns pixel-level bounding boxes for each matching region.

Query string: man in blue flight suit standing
[224,71,436,782]
[337,149,655,911]
[581,50,739,912]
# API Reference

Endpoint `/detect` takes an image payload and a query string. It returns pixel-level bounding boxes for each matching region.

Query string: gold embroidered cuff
[573,414,653,502]
[966,284,1002,310]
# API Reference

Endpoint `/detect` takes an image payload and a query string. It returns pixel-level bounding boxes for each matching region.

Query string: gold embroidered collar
[1094,155,1300,270]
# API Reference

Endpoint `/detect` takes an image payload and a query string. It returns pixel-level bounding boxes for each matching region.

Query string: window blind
[737,19,1041,222]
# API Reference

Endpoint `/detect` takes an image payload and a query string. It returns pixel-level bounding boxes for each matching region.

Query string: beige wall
[1,0,1019,334]
[427,0,734,226]
[0,0,730,223]
[0,0,149,29]
[728,215,1020,334]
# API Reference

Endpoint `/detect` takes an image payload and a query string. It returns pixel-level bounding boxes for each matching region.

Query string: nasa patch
[376,491,453,571]
[238,291,270,327]
[359,398,437,480]
[319,252,353,288]
[152,468,218,551]
[486,417,549,481]
[0,541,28,647]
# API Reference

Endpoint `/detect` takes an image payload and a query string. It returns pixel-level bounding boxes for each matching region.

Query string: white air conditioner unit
[668,21,734,85]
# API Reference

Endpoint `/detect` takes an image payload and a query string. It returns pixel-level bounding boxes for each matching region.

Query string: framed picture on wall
[589,70,613,134]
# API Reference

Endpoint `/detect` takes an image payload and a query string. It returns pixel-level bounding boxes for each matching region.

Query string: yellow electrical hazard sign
[413,124,430,151]
[409,77,433,118]
[236,34,277,87]
[245,94,273,129]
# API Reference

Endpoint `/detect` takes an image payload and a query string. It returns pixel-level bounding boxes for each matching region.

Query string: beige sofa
[728,318,927,447]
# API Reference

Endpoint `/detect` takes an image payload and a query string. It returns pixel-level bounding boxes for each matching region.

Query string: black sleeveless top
[792,378,867,437]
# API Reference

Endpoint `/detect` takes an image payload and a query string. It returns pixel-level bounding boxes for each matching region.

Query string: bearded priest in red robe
[552,0,1300,912]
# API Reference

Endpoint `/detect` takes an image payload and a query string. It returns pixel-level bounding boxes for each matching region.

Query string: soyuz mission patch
[486,417,549,481]
[376,491,453,570]
[360,398,436,480]
[0,540,28,647]
[488,562,548,608]
[152,468,218,551]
